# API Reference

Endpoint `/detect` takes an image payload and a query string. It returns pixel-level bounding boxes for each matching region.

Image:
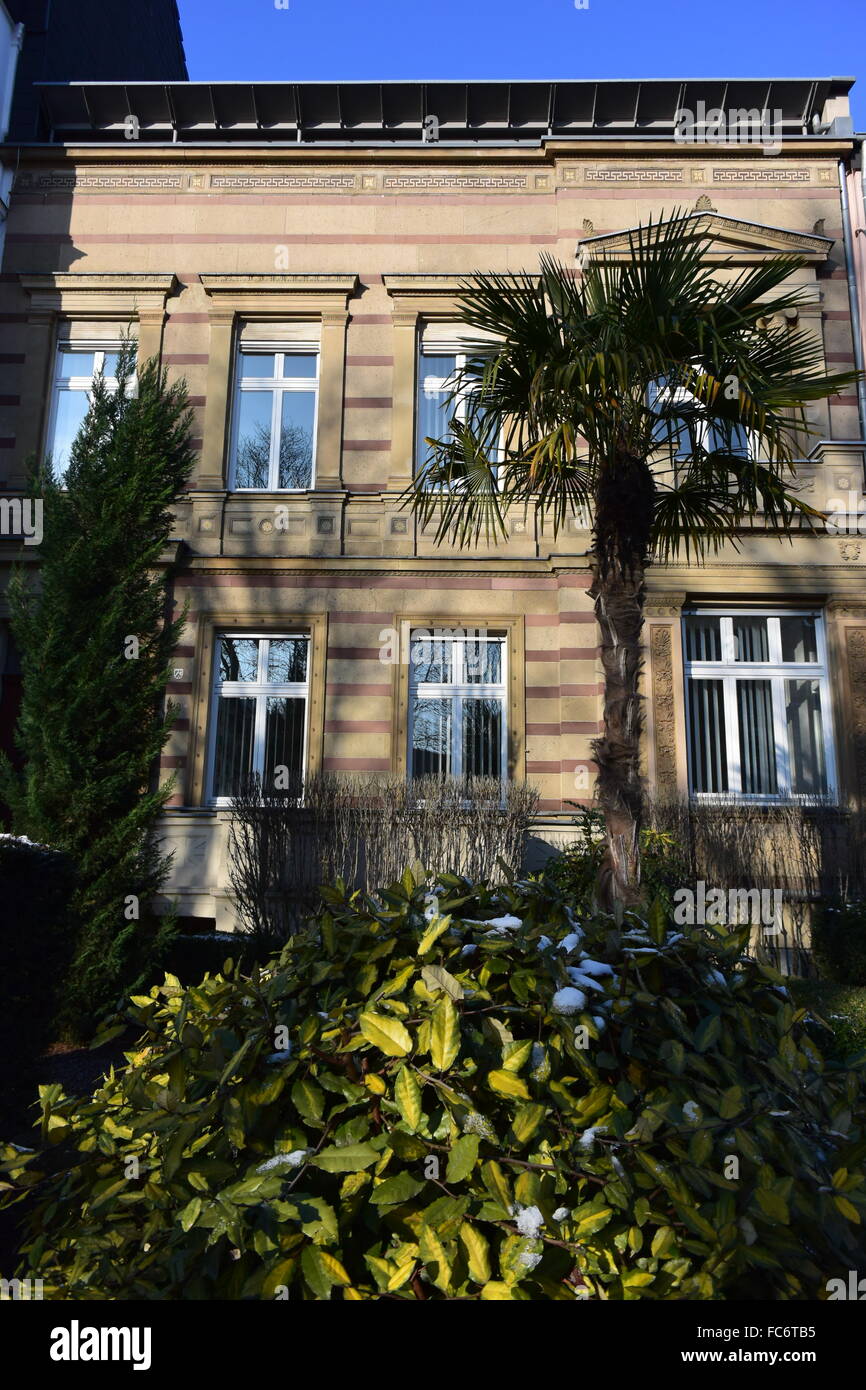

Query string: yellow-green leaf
[459,1222,491,1284]
[359,1012,412,1057]
[651,1225,676,1258]
[311,1143,379,1173]
[502,1039,533,1073]
[318,1250,352,1286]
[446,1133,480,1184]
[417,915,452,956]
[419,1223,452,1292]
[429,995,460,1071]
[833,1194,860,1224]
[488,1069,531,1101]
[511,1103,546,1145]
[421,964,464,1000]
[394,1065,423,1131]
[386,1256,417,1291]
[575,1207,613,1239]
[481,1280,519,1300]
[481,1160,512,1217]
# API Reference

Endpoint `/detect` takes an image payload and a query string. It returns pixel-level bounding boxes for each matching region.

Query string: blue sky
[178,0,866,129]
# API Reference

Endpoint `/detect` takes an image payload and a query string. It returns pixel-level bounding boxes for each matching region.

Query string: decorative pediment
[578,212,833,264]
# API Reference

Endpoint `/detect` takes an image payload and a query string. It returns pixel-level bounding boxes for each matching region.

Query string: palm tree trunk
[588,448,654,912]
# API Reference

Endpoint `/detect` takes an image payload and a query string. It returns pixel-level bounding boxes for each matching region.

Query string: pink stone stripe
[345,397,393,408]
[343,440,391,450]
[526,682,603,698]
[328,646,386,660]
[324,720,391,734]
[327,682,391,695]
[162,354,209,365]
[324,757,391,771]
[491,577,556,590]
[176,574,495,590]
[525,647,598,661]
[347,355,395,366]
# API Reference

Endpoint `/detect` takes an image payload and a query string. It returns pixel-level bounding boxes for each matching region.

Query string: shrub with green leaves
[2,872,864,1300]
[544,808,689,914]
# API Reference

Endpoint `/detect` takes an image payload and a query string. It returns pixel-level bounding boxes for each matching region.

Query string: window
[683,610,834,801]
[408,629,507,780]
[230,347,318,490]
[46,342,133,478]
[416,337,498,480]
[648,378,750,463]
[209,634,309,802]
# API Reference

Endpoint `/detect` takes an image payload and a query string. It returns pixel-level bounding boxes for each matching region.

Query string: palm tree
[407,209,861,910]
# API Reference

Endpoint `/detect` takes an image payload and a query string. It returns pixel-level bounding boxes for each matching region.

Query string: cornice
[200,274,359,296]
[2,139,853,168]
[18,272,178,317]
[20,272,178,293]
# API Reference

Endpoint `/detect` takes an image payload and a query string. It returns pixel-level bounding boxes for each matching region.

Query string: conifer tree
[0,343,195,1035]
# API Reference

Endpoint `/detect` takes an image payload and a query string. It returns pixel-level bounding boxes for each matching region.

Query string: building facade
[0,77,865,929]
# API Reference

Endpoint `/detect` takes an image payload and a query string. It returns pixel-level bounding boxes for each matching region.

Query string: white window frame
[416,337,501,481]
[408,629,509,782]
[207,632,311,806]
[45,340,135,475]
[683,608,836,804]
[229,343,320,492]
